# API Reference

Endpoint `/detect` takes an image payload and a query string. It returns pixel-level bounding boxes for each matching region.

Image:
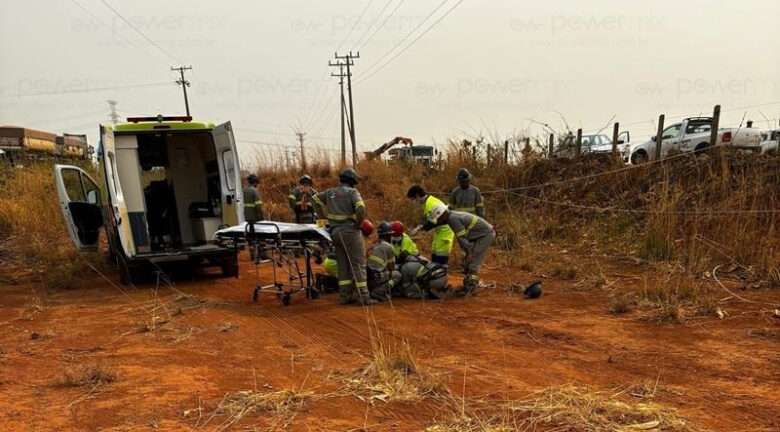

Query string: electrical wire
[352,0,396,50]
[0,81,172,98]
[335,0,377,52]
[98,0,181,63]
[356,0,408,51]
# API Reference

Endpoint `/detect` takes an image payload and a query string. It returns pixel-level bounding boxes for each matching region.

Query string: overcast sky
[1,0,778,166]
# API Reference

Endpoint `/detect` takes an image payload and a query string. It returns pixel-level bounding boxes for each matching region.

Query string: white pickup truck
[626,117,763,164]
[759,129,779,154]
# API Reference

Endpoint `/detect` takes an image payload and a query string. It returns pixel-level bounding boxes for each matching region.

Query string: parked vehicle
[53,115,243,284]
[554,132,630,158]
[625,117,763,164]
[0,126,91,161]
[759,129,779,154]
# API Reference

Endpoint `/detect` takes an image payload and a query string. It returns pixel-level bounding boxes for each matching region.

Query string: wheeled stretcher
[215,221,331,305]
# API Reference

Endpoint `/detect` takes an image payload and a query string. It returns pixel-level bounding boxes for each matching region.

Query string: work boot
[359,295,379,306]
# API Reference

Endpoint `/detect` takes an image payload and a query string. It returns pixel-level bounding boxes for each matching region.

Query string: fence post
[709,104,721,148]
[575,128,583,158]
[655,114,665,160]
[548,134,555,158]
[504,140,509,164]
[612,122,620,156]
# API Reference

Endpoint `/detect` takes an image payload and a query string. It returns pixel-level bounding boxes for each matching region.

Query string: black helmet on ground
[339,167,360,185]
[524,281,542,299]
[299,174,313,185]
[456,168,472,181]
[377,221,393,237]
[247,174,259,185]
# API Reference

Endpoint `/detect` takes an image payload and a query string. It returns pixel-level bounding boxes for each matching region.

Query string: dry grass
[638,271,719,323]
[427,385,703,432]
[198,388,313,431]
[53,363,116,387]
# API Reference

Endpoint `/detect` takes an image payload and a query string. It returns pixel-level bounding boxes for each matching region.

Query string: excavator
[364,136,414,160]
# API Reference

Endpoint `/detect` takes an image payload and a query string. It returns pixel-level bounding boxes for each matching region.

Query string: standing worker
[288,174,320,224]
[406,185,454,266]
[367,222,402,302]
[243,174,265,262]
[312,168,376,306]
[449,168,485,217]
[428,204,495,295]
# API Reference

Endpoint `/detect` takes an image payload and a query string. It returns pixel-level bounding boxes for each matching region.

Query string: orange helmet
[390,221,404,236]
[360,219,375,237]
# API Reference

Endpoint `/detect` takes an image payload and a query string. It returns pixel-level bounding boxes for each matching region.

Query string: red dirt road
[1,253,779,431]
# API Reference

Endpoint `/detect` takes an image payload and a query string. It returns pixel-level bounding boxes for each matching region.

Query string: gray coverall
[243,186,265,222]
[288,186,319,224]
[399,258,448,299]
[449,185,485,218]
[367,240,402,301]
[446,211,495,290]
[313,185,369,304]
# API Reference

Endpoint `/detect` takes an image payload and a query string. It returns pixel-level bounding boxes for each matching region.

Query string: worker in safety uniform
[288,174,320,224]
[398,256,449,299]
[243,174,265,262]
[367,222,402,302]
[406,185,454,266]
[428,204,495,295]
[449,168,485,218]
[312,168,376,305]
[389,221,419,264]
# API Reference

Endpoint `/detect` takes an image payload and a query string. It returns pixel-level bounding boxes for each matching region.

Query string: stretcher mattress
[215,221,331,242]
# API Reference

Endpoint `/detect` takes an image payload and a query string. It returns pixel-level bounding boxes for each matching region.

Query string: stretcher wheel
[282,293,291,306]
[252,288,259,303]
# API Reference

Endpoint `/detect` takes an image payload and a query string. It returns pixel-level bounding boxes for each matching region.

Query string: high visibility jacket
[243,186,264,222]
[313,184,365,229]
[391,233,419,259]
[323,256,338,277]
[288,186,319,223]
[449,185,485,217]
[422,195,454,256]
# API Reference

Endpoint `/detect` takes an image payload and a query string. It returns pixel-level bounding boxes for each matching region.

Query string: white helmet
[428,204,448,224]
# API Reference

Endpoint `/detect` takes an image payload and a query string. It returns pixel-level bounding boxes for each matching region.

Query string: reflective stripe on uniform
[288,194,296,200]
[339,280,353,286]
[456,229,467,237]
[255,200,263,205]
[355,200,365,208]
[369,255,386,266]
[416,265,427,277]
[328,213,355,222]
[245,203,256,208]
[455,207,476,213]
[355,281,368,288]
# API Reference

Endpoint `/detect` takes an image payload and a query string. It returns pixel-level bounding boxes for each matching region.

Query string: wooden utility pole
[548,134,555,158]
[171,66,192,116]
[612,122,620,156]
[575,129,583,158]
[334,51,359,166]
[296,132,306,171]
[709,105,721,148]
[503,140,509,164]
[655,114,666,160]
[329,61,348,165]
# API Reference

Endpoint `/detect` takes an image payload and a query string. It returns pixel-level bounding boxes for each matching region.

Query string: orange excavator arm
[365,136,414,159]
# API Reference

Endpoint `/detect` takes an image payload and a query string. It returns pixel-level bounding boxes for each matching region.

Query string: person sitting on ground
[389,220,420,264]
[366,222,402,302]
[428,204,495,295]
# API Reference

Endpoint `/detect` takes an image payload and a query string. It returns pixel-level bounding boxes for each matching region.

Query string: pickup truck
[626,117,763,164]
[759,129,779,154]
[554,132,630,158]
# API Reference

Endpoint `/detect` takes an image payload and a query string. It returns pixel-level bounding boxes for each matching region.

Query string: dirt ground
[1,251,779,432]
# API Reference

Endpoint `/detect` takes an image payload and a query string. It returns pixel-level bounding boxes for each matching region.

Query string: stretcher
[215,222,331,305]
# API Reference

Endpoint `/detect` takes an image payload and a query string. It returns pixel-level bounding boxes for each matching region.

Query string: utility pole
[107,100,120,124]
[334,51,359,166]
[655,114,666,160]
[171,65,192,117]
[296,131,307,171]
[329,61,349,165]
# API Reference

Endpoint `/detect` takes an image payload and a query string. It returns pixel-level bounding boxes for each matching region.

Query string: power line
[0,81,172,98]
[335,0,377,52]
[353,0,396,49]
[98,0,180,63]
[357,0,466,84]
[68,0,138,48]
[356,0,408,51]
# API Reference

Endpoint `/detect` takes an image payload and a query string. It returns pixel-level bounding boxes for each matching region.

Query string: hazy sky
[1,0,778,166]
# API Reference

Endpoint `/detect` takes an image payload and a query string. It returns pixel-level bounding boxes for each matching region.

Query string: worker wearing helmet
[312,168,376,305]
[406,185,454,266]
[243,174,265,223]
[288,174,320,224]
[398,256,449,299]
[367,222,402,302]
[449,168,485,218]
[389,221,419,264]
[429,204,495,295]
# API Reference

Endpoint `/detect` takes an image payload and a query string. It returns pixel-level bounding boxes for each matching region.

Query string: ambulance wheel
[282,293,292,306]
[252,289,259,303]
[222,255,239,278]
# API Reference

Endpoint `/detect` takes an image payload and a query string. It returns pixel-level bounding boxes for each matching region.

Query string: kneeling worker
[389,220,419,264]
[312,168,375,305]
[367,222,402,302]
[398,256,448,299]
[428,204,495,295]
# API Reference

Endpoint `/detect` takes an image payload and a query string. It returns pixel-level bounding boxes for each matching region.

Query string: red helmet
[390,221,404,236]
[360,219,375,237]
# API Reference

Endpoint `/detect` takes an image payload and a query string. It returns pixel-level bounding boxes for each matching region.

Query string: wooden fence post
[655,114,665,160]
[709,104,721,148]
[612,122,620,156]
[575,128,583,158]
[548,134,555,158]
[504,140,509,164]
